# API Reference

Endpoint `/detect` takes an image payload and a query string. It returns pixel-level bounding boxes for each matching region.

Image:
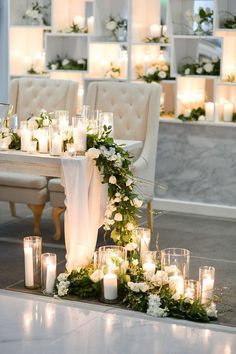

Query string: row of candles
[1,109,114,154]
[23,228,215,304]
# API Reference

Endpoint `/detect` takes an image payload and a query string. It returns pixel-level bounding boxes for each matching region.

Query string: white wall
[0,0,9,102]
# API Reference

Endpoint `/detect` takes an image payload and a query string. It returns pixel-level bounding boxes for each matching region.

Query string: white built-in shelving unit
[8,0,236,124]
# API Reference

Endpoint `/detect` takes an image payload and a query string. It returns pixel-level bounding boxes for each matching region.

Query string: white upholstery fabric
[0,186,48,205]
[10,78,78,120]
[87,81,161,201]
[0,172,47,189]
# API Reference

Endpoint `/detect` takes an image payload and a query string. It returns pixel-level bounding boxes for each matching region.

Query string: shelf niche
[10,0,52,26]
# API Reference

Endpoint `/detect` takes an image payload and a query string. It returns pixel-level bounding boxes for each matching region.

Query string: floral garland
[137,62,171,83]
[27,109,53,128]
[144,35,169,44]
[222,13,236,29]
[105,62,121,79]
[48,56,87,71]
[179,57,220,76]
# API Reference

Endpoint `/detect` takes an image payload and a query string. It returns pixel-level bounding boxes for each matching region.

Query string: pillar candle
[214,103,223,122]
[45,262,57,294]
[103,273,118,300]
[150,24,161,38]
[24,246,34,287]
[73,126,87,152]
[205,102,214,121]
[223,102,233,122]
[201,276,214,304]
[143,262,156,274]
[21,128,31,152]
[38,133,48,153]
[169,273,184,296]
[51,135,62,156]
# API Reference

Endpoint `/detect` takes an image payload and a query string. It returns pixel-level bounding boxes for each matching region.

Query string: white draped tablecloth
[60,156,107,272]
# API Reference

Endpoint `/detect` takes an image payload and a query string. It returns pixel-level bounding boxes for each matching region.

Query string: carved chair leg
[52,207,65,241]
[27,204,45,236]
[9,202,16,217]
[147,200,153,234]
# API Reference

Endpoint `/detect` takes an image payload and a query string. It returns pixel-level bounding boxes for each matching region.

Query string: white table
[0,140,143,270]
[1,289,236,354]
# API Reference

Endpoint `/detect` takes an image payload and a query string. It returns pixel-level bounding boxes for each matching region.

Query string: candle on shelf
[24,245,34,288]
[184,280,199,300]
[73,125,87,152]
[205,102,214,121]
[73,15,85,28]
[150,24,161,38]
[223,102,233,122]
[169,273,184,296]
[55,111,69,132]
[156,50,166,66]
[199,266,215,304]
[214,103,223,122]
[103,272,118,301]
[87,16,94,33]
[50,134,62,156]
[143,262,156,274]
[162,25,167,36]
[41,253,57,295]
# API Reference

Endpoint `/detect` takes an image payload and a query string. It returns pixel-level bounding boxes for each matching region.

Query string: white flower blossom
[126,222,135,231]
[128,281,149,293]
[57,272,69,282]
[147,294,168,317]
[206,302,218,318]
[85,148,100,159]
[62,58,70,67]
[203,63,213,73]
[132,197,143,208]
[158,70,167,79]
[51,63,58,71]
[196,67,203,74]
[125,242,137,251]
[162,65,169,72]
[132,259,139,266]
[77,58,86,65]
[109,175,117,184]
[185,68,191,75]
[106,20,117,31]
[198,115,205,121]
[57,280,70,297]
[114,213,123,221]
[90,269,103,283]
[212,56,218,63]
[146,67,156,76]
[147,271,169,287]
[126,178,133,187]
[123,196,129,201]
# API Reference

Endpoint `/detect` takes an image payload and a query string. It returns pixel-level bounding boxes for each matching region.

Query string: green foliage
[67,268,101,299]
[178,107,205,122]
[122,287,149,313]
[8,132,21,150]
[223,15,236,29]
[138,64,172,83]
[144,36,169,44]
[48,55,87,71]
[179,58,221,76]
[70,22,88,33]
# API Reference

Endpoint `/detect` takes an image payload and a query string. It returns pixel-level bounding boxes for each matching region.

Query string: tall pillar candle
[223,102,233,122]
[41,253,57,295]
[23,236,42,289]
[169,273,184,296]
[73,126,87,152]
[50,134,62,156]
[24,245,34,287]
[150,24,161,38]
[21,127,31,152]
[205,102,214,121]
[199,266,215,304]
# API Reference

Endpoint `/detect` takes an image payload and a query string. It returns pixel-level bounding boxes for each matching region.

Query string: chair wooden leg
[27,204,45,236]
[9,202,16,217]
[52,207,65,240]
[147,200,153,234]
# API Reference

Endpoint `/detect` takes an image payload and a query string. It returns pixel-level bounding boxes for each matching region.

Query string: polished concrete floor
[0,201,235,328]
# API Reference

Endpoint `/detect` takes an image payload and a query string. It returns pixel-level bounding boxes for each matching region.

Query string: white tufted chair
[0,77,78,236]
[49,81,160,238]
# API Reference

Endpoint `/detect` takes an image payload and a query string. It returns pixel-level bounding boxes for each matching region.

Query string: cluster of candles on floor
[23,229,215,304]
[1,107,114,154]
[94,228,215,304]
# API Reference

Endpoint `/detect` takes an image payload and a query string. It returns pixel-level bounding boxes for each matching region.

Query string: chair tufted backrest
[87,81,161,200]
[10,78,78,120]
[87,81,157,141]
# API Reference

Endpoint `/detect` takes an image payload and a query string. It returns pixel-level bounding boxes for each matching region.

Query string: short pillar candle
[199,266,215,304]
[41,253,57,295]
[103,272,118,301]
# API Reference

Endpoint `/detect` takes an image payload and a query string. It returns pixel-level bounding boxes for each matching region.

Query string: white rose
[206,302,218,318]
[57,273,69,282]
[114,213,122,221]
[109,175,117,184]
[125,242,137,251]
[62,58,70,67]
[132,259,139,266]
[126,178,133,187]
[184,109,191,118]
[184,68,191,75]
[126,222,135,231]
[162,65,169,72]
[146,67,156,76]
[78,58,86,65]
[85,148,100,159]
[203,63,213,73]
[132,197,143,208]
[51,64,58,70]
[158,70,166,79]
[106,20,117,31]
[90,269,103,283]
[172,293,181,301]
[212,56,218,63]
[196,67,203,74]
[123,196,129,201]
[128,281,149,293]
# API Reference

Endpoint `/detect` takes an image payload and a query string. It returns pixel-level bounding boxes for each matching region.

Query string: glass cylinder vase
[72,116,87,153]
[199,266,215,305]
[135,227,151,259]
[23,236,42,289]
[41,253,57,295]
[184,279,199,300]
[99,112,114,137]
[98,245,127,274]
[161,248,190,279]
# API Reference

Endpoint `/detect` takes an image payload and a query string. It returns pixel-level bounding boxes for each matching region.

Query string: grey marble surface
[1,290,236,354]
[155,122,236,206]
